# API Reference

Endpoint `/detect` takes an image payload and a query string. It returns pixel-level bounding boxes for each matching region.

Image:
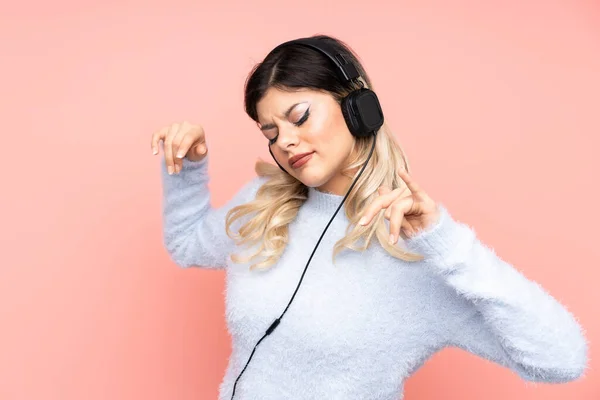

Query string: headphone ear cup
[341,89,384,138]
[341,93,362,137]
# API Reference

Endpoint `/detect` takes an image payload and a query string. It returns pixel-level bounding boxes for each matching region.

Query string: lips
[288,152,314,168]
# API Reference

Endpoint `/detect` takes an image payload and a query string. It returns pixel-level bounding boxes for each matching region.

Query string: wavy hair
[225,34,425,270]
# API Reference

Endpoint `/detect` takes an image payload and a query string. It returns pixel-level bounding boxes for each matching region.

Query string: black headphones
[231,37,384,399]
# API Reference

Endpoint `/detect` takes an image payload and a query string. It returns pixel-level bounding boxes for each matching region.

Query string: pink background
[1,0,598,399]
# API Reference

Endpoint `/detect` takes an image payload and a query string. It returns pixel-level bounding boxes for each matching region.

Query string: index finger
[397,169,423,195]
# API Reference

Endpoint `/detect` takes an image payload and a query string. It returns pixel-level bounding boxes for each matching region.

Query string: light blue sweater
[161,155,588,400]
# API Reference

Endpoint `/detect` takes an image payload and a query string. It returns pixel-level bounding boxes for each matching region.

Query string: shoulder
[243,174,270,195]
[230,174,270,205]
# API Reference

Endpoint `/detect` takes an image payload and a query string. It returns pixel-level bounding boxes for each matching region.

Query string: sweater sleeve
[403,205,588,383]
[160,154,267,269]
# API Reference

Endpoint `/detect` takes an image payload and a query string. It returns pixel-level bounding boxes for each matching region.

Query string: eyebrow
[259,102,304,131]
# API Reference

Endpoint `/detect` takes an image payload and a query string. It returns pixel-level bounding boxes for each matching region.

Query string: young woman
[151,35,587,400]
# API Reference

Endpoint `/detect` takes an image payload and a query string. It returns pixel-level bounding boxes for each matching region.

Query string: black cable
[230,133,377,399]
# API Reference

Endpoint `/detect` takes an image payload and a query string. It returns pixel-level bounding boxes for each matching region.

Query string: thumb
[195,142,207,155]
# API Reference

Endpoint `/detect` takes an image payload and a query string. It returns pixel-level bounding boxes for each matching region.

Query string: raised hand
[358,169,441,244]
[151,121,208,174]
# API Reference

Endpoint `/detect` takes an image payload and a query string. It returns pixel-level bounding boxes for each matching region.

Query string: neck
[315,167,360,196]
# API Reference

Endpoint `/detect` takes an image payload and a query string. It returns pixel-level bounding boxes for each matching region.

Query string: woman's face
[256,87,357,195]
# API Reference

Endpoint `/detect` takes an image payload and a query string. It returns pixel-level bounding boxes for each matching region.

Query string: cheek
[306,109,345,145]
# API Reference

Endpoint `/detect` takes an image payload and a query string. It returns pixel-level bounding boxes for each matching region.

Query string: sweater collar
[305,186,346,214]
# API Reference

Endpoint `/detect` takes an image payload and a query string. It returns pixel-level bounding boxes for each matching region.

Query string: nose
[274,125,300,151]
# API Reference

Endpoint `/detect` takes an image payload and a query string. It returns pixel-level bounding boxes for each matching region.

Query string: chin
[295,169,333,190]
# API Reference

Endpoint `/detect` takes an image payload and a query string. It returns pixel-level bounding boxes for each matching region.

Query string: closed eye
[294,108,310,126]
[268,108,310,146]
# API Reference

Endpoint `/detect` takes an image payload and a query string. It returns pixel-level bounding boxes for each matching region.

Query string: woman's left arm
[403,204,589,383]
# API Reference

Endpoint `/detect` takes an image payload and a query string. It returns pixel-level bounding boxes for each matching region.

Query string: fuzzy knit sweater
[160,155,587,400]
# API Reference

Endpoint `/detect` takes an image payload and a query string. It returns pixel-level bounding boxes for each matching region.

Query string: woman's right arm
[153,121,266,269]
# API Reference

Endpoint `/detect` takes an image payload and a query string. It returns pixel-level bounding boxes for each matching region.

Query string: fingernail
[167,166,173,175]
[176,152,184,158]
[389,234,396,245]
[153,148,157,155]
[358,217,367,226]
[199,145,206,154]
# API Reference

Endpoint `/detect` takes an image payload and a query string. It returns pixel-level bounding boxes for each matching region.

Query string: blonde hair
[224,118,425,270]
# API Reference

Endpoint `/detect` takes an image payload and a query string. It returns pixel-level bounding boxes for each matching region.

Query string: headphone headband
[271,37,360,82]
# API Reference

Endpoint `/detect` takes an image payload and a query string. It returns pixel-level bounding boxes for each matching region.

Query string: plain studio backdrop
[1,0,598,399]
